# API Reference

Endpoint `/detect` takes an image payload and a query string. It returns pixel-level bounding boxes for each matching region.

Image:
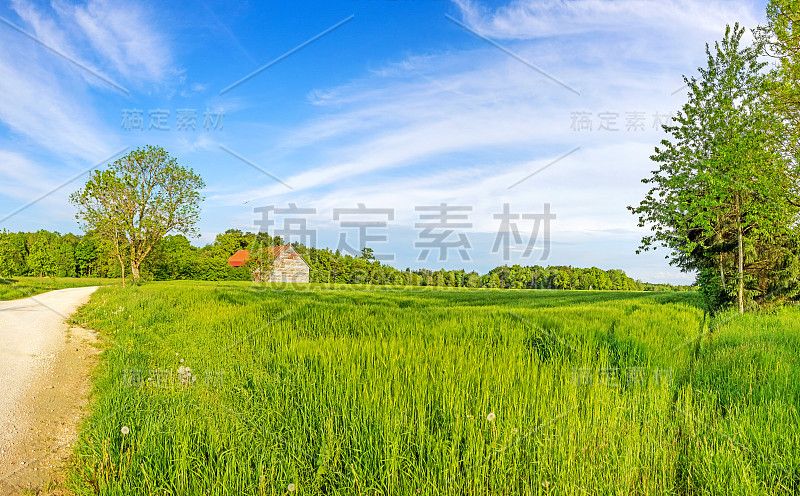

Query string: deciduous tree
[630,24,800,312]
[70,146,205,285]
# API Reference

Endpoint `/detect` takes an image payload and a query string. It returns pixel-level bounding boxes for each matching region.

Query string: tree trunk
[131,262,140,283]
[719,255,726,290]
[119,257,125,288]
[738,223,744,314]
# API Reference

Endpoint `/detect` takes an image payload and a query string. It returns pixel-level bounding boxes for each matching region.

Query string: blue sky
[0,0,769,283]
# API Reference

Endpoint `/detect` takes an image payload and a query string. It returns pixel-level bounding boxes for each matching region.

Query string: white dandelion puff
[287,483,296,492]
[121,426,130,435]
[487,412,496,422]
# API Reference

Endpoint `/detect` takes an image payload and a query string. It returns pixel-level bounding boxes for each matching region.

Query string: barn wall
[268,251,310,283]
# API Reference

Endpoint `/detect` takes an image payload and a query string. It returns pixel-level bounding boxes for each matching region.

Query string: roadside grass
[66,282,799,494]
[0,276,119,301]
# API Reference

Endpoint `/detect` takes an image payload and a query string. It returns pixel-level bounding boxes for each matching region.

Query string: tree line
[0,228,689,291]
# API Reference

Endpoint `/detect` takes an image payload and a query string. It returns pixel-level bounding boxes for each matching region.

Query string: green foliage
[758,0,800,134]
[0,230,20,278]
[57,239,77,277]
[70,145,205,283]
[0,228,692,291]
[630,24,800,312]
[28,232,57,280]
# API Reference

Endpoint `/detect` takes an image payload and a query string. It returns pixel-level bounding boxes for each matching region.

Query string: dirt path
[0,287,100,495]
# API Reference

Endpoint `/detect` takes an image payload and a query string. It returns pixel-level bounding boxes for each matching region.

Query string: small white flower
[178,366,185,374]
[287,483,296,492]
[487,412,496,422]
[180,358,184,363]
[121,426,130,435]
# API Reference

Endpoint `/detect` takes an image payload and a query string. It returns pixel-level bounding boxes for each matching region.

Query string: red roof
[228,249,250,267]
[227,245,291,267]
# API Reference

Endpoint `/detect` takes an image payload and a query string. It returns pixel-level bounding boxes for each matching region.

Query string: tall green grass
[0,276,118,301]
[67,283,799,494]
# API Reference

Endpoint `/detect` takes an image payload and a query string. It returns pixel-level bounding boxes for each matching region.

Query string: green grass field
[0,276,119,301]
[65,282,800,495]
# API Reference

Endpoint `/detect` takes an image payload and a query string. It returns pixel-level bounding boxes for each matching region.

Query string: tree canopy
[70,146,205,285]
[631,23,800,312]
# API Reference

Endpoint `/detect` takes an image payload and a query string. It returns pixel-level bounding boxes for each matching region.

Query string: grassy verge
[0,276,120,301]
[67,282,799,494]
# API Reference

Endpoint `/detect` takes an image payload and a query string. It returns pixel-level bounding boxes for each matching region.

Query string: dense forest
[0,229,691,291]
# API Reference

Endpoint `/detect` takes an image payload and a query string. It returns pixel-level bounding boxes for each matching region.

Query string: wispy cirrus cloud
[452,0,760,40]
[0,34,112,161]
[204,0,764,283]
[65,0,174,84]
[0,0,176,228]
[12,0,174,88]
[0,0,174,161]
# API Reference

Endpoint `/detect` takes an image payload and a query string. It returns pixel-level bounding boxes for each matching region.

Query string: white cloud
[206,0,763,283]
[0,0,176,167]
[0,0,175,229]
[0,33,113,160]
[452,0,761,40]
[54,0,173,85]
[0,150,54,200]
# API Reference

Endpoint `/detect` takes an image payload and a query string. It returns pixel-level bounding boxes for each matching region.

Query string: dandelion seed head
[542,481,550,488]
[121,426,129,435]
[487,412,496,422]
[287,483,296,492]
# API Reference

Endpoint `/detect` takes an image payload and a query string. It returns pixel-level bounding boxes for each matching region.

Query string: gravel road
[0,286,100,495]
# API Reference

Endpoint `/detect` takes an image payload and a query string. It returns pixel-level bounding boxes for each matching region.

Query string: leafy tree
[630,24,800,312]
[75,237,99,277]
[148,235,198,280]
[758,0,800,134]
[360,247,375,261]
[70,146,205,285]
[212,229,250,258]
[0,230,17,278]
[554,269,571,289]
[247,237,277,282]
[28,234,57,281]
[57,240,77,277]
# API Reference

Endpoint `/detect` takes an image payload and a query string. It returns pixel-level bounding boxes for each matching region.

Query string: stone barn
[227,244,310,283]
